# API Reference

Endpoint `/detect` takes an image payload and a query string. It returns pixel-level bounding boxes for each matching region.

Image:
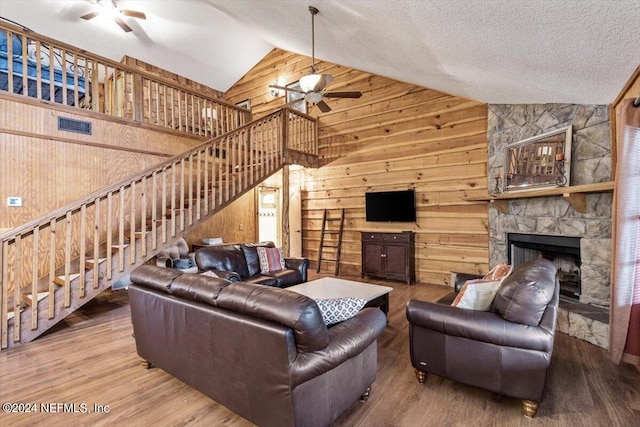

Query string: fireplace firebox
[507,233,581,299]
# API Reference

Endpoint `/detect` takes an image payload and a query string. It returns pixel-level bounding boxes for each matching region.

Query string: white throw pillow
[452,279,502,311]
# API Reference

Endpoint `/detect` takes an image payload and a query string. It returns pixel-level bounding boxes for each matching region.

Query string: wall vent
[58,117,92,135]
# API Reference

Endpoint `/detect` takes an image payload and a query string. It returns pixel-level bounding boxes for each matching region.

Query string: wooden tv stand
[361,231,415,285]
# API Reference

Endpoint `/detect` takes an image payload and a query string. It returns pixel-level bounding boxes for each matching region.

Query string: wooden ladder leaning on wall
[317,208,345,276]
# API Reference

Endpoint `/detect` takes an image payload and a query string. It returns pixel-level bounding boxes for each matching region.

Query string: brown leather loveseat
[406,258,559,418]
[129,265,387,427]
[195,241,309,287]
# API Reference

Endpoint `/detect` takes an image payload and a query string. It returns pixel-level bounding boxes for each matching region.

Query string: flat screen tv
[365,190,416,222]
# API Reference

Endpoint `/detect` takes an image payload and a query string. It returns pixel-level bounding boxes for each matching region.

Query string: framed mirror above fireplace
[503,126,572,192]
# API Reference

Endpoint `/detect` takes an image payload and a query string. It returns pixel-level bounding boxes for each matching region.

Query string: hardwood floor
[0,275,638,426]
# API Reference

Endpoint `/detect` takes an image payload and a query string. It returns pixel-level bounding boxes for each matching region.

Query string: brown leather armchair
[406,258,559,418]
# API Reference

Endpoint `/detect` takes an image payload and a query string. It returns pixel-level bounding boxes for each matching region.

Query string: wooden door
[362,242,385,276]
[385,243,408,277]
[289,185,302,257]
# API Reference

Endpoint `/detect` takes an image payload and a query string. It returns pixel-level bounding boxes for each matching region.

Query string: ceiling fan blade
[269,85,306,94]
[316,100,332,113]
[121,10,146,20]
[81,11,100,20]
[114,16,133,32]
[324,91,362,99]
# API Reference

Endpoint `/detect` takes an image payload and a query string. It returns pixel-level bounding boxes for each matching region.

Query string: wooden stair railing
[0,107,317,349]
[0,21,250,138]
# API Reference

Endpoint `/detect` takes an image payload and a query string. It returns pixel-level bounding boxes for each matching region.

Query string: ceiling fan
[269,6,362,113]
[81,0,146,33]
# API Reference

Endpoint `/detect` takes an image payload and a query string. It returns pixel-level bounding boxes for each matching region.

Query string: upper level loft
[0,21,250,138]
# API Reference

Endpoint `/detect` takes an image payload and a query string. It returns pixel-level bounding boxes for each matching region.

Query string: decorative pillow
[200,270,219,278]
[316,297,367,325]
[483,264,513,281]
[452,279,502,311]
[256,246,286,273]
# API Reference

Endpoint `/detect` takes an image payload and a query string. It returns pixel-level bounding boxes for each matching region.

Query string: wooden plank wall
[184,190,257,247]
[226,49,490,285]
[0,96,206,229]
[121,56,225,99]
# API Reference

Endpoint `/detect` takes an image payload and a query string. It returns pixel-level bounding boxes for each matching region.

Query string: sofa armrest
[290,307,386,387]
[284,257,310,282]
[156,256,173,268]
[207,270,241,282]
[406,299,554,352]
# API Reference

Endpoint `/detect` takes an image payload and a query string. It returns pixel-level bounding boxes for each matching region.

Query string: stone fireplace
[488,104,612,348]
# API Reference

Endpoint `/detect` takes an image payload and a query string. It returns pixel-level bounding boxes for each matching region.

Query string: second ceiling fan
[270,6,362,113]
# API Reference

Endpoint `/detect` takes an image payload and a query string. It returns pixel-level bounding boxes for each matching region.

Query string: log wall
[226,49,490,284]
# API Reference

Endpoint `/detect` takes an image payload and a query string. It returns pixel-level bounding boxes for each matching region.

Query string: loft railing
[0,107,317,349]
[0,21,250,137]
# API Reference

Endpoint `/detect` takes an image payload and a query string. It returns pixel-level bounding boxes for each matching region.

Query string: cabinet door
[362,242,385,275]
[384,243,408,277]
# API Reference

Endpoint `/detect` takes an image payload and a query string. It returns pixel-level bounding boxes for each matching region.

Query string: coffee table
[287,277,393,315]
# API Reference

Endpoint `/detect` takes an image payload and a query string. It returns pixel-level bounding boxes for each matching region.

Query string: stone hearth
[487,104,611,348]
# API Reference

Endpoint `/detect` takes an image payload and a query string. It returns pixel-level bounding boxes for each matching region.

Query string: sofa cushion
[200,270,219,278]
[492,258,557,326]
[316,297,367,325]
[130,265,182,293]
[169,273,230,306]
[195,244,250,278]
[216,282,329,352]
[257,246,286,273]
[451,279,501,311]
[241,241,275,277]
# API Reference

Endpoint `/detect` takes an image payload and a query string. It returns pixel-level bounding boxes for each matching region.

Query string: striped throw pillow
[257,246,286,273]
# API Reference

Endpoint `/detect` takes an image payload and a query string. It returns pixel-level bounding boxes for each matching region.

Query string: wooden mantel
[463,182,615,213]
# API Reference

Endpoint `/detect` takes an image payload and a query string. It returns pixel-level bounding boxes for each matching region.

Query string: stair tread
[23,291,49,305]
[85,258,107,267]
[54,273,82,286]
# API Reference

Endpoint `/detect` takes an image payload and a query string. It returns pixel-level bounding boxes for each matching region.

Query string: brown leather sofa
[195,241,309,287]
[129,265,387,427]
[406,258,559,418]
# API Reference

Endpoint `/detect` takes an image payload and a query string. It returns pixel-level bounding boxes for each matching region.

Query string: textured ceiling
[1,0,639,104]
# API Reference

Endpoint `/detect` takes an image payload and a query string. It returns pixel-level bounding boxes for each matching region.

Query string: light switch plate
[7,197,22,207]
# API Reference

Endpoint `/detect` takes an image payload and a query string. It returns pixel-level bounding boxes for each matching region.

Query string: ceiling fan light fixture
[299,73,333,93]
[305,91,324,104]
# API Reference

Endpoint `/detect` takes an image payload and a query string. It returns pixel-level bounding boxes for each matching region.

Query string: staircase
[0,107,318,350]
